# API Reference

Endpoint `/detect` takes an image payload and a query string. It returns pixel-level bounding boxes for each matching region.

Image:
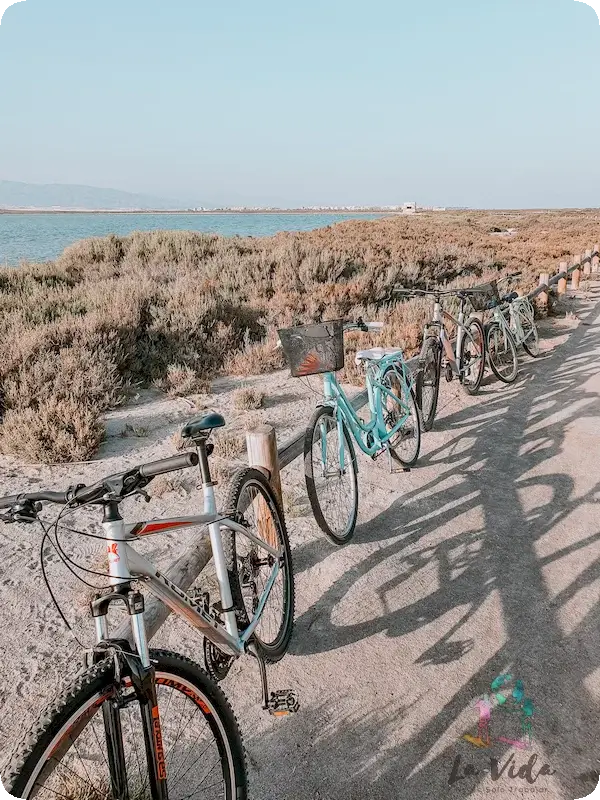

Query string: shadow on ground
[248,302,600,800]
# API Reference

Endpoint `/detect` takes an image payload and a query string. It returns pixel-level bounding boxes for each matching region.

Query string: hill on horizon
[0,180,195,210]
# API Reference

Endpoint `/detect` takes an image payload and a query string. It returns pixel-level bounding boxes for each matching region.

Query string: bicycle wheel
[380,364,421,467]
[3,650,247,800]
[304,405,358,546]
[416,336,442,432]
[459,317,486,395]
[224,467,294,662]
[519,309,540,358]
[486,321,518,383]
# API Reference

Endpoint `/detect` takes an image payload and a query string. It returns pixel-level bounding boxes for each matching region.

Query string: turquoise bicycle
[279,318,421,544]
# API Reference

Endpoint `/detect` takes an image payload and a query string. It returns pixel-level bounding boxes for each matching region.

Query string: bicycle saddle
[182,413,226,439]
[355,347,402,365]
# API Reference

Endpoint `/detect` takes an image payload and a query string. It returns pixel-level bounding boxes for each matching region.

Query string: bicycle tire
[223,467,294,662]
[416,336,442,431]
[2,650,247,800]
[486,321,518,383]
[380,364,421,467]
[521,317,540,358]
[304,405,358,546]
[459,317,486,395]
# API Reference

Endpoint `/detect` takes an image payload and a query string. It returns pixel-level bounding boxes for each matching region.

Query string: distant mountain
[0,181,194,210]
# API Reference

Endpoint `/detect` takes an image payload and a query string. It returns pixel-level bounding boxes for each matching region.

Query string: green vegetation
[0,211,598,463]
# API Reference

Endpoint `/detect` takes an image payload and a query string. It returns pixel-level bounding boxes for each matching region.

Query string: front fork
[94,507,169,800]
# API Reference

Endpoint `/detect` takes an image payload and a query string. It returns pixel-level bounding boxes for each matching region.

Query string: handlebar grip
[366,322,384,331]
[139,452,199,478]
[0,490,70,509]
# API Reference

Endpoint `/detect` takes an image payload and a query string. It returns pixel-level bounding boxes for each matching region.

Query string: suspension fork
[98,505,169,800]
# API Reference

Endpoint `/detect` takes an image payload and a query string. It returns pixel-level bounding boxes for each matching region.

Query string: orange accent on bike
[151,704,167,781]
[139,520,191,535]
[296,353,321,376]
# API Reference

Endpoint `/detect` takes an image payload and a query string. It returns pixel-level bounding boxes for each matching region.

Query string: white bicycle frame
[96,480,282,668]
[508,296,536,347]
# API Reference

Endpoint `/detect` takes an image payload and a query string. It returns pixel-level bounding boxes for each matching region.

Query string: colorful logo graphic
[463,674,535,751]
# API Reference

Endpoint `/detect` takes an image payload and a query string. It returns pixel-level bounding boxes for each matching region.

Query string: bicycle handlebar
[0,452,200,514]
[0,490,70,510]
[139,453,199,478]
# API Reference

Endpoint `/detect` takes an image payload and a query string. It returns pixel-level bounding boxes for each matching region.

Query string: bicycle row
[280,272,539,543]
[0,273,539,800]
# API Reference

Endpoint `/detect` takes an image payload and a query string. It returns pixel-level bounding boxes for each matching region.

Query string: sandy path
[1,292,600,800]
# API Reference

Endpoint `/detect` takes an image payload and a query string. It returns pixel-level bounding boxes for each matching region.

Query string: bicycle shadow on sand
[248,300,600,800]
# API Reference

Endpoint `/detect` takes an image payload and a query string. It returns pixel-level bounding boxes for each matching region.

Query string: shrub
[1,211,598,462]
[232,386,265,410]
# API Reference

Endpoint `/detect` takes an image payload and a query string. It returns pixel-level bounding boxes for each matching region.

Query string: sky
[0,0,599,208]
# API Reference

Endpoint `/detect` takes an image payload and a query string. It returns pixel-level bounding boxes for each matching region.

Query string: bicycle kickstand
[387,446,410,475]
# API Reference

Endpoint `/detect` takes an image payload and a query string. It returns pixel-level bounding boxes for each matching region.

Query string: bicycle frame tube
[321,360,412,458]
[101,512,281,659]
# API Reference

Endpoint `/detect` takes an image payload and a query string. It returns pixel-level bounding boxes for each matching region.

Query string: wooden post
[557,262,568,296]
[571,255,581,290]
[538,272,549,308]
[584,249,592,276]
[246,424,283,547]
[592,244,599,273]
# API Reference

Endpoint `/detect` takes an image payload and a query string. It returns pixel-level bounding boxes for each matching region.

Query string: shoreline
[0,208,401,216]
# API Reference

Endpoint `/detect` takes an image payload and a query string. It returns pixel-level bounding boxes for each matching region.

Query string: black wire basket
[465,281,500,312]
[278,320,345,377]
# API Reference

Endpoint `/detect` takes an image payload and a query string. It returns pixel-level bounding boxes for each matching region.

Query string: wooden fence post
[571,256,581,290]
[584,249,592,277]
[592,244,599,273]
[557,262,568,296]
[246,424,283,547]
[538,272,549,308]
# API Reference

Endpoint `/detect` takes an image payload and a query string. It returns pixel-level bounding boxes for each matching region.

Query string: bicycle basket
[278,320,345,377]
[465,281,500,312]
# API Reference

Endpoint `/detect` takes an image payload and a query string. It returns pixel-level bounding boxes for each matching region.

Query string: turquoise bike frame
[319,352,414,467]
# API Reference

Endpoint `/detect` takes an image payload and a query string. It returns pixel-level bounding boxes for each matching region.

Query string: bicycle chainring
[203,637,234,682]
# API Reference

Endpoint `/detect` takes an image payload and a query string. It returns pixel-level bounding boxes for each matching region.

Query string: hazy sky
[0,0,598,207]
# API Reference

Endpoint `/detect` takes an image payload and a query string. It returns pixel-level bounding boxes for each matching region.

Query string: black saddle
[181,413,225,440]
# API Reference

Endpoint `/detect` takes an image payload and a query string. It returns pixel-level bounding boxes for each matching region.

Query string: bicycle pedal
[268,690,300,717]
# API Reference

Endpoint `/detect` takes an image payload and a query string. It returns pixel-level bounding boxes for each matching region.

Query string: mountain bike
[0,413,296,800]
[497,272,540,358]
[278,318,420,545]
[394,286,488,432]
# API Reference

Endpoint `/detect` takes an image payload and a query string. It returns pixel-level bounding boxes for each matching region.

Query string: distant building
[403,202,417,214]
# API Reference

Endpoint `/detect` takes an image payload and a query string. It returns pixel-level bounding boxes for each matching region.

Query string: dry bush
[233,386,265,410]
[1,212,598,462]
[213,432,245,461]
[162,364,210,398]
[0,399,104,463]
[224,335,286,377]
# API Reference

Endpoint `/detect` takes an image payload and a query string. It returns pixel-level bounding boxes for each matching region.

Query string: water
[0,212,385,265]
